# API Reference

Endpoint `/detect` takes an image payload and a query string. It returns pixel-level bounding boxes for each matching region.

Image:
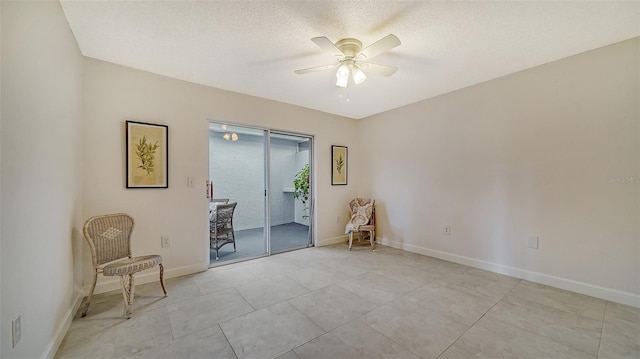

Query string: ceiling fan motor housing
[335,38,363,59]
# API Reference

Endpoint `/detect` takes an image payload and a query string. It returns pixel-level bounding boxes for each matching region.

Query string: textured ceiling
[60,1,639,119]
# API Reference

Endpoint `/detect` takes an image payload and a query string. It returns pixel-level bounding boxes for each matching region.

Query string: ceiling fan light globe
[352,67,366,84]
[336,62,350,87]
[336,63,350,79]
[223,133,230,140]
[231,133,238,141]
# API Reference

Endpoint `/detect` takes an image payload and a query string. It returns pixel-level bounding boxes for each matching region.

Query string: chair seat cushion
[103,255,163,276]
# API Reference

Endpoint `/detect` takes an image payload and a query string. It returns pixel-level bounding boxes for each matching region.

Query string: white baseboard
[41,286,84,359]
[83,262,208,296]
[317,235,348,247]
[379,237,640,308]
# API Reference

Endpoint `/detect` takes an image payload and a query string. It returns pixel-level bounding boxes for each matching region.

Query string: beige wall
[82,58,359,294]
[357,38,640,305]
[1,1,84,358]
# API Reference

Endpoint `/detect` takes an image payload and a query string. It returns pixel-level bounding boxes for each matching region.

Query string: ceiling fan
[295,34,401,88]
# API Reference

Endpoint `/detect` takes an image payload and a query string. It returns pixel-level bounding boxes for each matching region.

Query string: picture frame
[331,145,348,185]
[126,120,168,188]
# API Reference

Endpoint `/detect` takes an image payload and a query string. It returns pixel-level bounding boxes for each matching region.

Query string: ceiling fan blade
[358,62,398,76]
[294,63,337,75]
[357,34,401,60]
[311,37,344,59]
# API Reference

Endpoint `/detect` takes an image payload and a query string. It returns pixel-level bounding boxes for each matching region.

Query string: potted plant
[293,164,310,219]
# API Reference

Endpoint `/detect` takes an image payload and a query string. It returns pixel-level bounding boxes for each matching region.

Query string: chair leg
[159,264,168,297]
[81,271,98,317]
[120,274,135,318]
[211,237,219,260]
[232,233,236,252]
[348,232,353,250]
[369,230,375,251]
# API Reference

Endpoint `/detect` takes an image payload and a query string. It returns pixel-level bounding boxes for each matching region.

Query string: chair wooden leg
[81,271,98,317]
[232,233,236,252]
[212,237,219,260]
[348,232,353,250]
[159,264,168,297]
[369,230,375,251]
[120,274,135,318]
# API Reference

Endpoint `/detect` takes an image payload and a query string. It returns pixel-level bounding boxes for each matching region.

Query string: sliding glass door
[209,123,267,263]
[208,122,313,266]
[269,132,312,254]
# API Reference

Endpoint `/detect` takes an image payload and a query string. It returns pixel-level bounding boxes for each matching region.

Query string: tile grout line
[286,255,406,356]
[217,323,241,359]
[283,299,330,358]
[494,280,609,358]
[511,281,609,321]
[384,270,501,358]
[231,286,259,312]
[320,248,471,358]
[357,319,421,358]
[435,278,523,358]
[596,301,609,359]
[347,279,439,359]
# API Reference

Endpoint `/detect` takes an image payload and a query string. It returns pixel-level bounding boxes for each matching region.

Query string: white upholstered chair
[345,198,376,251]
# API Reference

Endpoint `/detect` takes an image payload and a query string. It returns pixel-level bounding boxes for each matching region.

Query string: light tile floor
[56,243,639,359]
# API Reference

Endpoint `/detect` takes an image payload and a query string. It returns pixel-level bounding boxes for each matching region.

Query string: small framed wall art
[331,145,348,185]
[126,120,168,188]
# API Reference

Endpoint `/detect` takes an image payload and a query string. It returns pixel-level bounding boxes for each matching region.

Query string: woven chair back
[213,202,237,233]
[83,213,134,266]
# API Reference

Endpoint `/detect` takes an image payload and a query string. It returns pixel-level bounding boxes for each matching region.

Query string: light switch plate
[527,236,539,249]
[161,236,170,248]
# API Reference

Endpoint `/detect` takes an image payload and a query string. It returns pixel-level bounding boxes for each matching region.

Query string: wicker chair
[81,213,167,318]
[211,202,237,260]
[345,198,376,251]
[209,198,230,219]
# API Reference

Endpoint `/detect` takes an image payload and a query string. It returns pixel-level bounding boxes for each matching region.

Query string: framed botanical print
[126,120,168,188]
[331,145,347,185]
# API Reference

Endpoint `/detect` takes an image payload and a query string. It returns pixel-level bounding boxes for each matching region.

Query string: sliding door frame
[208,120,314,267]
[269,129,315,253]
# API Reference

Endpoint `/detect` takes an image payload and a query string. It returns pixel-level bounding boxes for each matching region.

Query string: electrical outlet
[527,236,539,249]
[444,225,451,235]
[12,315,21,348]
[161,236,170,248]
